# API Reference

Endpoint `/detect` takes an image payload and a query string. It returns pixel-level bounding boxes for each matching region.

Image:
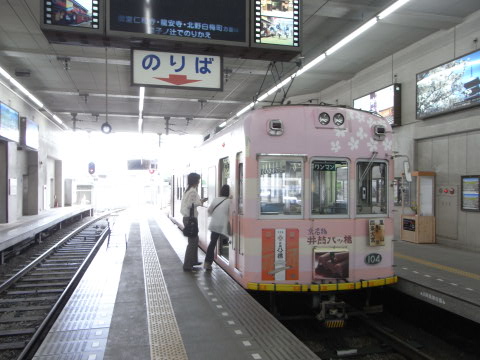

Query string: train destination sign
[132,49,223,91]
[109,0,248,45]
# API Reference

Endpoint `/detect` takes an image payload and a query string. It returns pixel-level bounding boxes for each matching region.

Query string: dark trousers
[183,217,199,269]
[205,232,221,263]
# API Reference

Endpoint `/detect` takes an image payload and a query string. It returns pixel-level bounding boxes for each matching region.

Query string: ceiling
[1,0,480,136]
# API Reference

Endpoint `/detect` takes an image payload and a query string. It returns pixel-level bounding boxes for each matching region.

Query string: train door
[218,157,230,262]
[234,152,244,272]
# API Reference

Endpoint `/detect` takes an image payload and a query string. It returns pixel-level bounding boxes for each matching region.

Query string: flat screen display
[417,49,480,119]
[254,0,300,47]
[109,0,247,43]
[21,118,40,151]
[353,84,402,126]
[44,0,100,29]
[0,103,20,143]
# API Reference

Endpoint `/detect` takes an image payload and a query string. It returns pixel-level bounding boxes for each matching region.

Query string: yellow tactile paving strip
[140,220,188,360]
[395,252,480,281]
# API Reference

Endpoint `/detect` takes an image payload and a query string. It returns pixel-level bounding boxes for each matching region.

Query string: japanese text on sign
[132,49,222,90]
[306,227,352,245]
[117,15,239,40]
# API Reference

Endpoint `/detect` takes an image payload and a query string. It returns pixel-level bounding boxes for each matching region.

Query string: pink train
[171,105,397,320]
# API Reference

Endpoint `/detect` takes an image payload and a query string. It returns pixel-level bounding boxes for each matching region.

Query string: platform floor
[393,239,480,323]
[0,205,93,253]
[33,209,319,360]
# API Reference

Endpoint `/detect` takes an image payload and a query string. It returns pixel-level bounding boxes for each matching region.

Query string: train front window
[311,160,349,216]
[356,161,387,215]
[259,158,303,217]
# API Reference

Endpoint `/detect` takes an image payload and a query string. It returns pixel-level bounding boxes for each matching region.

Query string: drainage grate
[140,221,188,360]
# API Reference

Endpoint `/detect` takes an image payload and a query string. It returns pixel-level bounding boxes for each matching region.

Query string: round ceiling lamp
[101,122,112,134]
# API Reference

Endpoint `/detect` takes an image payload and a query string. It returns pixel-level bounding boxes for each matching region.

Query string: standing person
[181,172,207,271]
[205,185,231,270]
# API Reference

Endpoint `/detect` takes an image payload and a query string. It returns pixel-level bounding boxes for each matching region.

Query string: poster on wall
[0,102,20,143]
[353,84,402,126]
[417,49,480,119]
[461,176,480,211]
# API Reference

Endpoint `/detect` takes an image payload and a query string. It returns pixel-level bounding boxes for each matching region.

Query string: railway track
[0,215,113,360]
[258,291,478,360]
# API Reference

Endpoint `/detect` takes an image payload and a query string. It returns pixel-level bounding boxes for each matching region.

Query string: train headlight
[318,112,330,125]
[333,113,345,126]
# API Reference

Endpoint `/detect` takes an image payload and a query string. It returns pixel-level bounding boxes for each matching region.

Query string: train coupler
[316,299,347,328]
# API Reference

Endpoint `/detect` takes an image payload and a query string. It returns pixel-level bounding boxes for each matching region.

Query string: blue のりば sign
[132,49,223,91]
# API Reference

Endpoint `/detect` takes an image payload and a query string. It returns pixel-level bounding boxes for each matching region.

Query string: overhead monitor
[41,0,104,35]
[127,159,158,170]
[252,0,301,50]
[0,102,20,143]
[20,117,40,151]
[353,84,402,127]
[108,0,248,46]
[417,49,480,119]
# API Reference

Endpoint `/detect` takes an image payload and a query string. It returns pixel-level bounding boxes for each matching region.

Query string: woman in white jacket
[205,184,231,270]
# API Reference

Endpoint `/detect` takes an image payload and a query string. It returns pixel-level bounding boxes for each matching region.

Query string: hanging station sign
[132,49,223,90]
[40,0,301,61]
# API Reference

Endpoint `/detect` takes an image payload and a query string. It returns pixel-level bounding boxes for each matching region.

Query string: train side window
[238,162,244,215]
[259,157,303,218]
[311,160,349,216]
[208,166,216,203]
[201,169,208,201]
[220,157,230,188]
[356,161,387,215]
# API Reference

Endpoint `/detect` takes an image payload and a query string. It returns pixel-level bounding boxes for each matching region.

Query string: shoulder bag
[182,203,199,237]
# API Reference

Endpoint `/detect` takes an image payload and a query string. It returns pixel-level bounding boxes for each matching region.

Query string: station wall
[0,83,65,223]
[288,10,480,251]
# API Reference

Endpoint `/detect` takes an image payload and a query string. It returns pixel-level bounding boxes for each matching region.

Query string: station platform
[0,206,93,256]
[32,208,318,360]
[393,239,480,324]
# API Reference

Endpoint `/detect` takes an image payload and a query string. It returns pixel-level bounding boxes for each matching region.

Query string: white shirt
[208,196,231,236]
[180,187,203,217]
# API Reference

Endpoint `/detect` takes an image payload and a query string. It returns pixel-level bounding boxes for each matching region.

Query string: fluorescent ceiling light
[218,121,227,128]
[53,115,63,125]
[0,65,69,128]
[139,87,145,113]
[378,0,411,20]
[325,18,377,56]
[0,65,44,108]
[236,102,254,117]
[297,54,326,76]
[257,93,269,102]
[138,87,145,133]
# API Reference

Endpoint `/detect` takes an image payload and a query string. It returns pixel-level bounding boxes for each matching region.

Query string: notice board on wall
[461,175,480,212]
